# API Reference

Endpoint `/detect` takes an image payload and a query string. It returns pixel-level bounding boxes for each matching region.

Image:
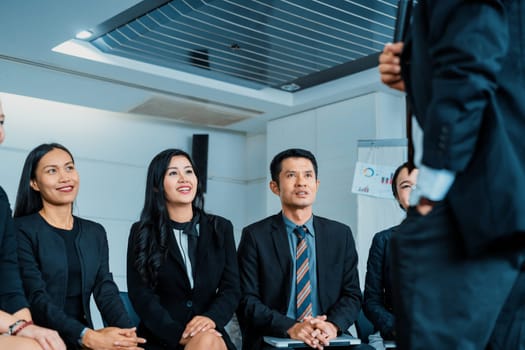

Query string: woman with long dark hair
[0,101,65,350]
[13,143,146,350]
[127,148,240,350]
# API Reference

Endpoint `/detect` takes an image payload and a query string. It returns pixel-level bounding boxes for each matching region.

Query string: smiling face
[30,148,79,208]
[163,155,198,210]
[270,157,320,213]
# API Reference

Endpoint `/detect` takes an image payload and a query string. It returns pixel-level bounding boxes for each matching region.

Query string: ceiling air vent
[128,96,263,127]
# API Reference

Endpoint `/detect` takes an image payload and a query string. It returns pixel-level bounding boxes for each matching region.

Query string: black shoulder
[13,213,41,230]
[243,213,279,233]
[313,215,352,234]
[203,213,234,248]
[0,186,8,202]
[76,217,106,236]
[205,213,233,229]
[372,227,394,245]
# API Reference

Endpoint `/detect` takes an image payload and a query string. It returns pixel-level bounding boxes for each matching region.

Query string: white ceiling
[0,1,389,134]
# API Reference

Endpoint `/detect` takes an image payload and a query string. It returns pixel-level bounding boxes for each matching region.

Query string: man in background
[363,162,418,350]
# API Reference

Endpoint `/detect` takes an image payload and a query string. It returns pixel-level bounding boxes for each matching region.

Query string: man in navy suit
[237,148,368,350]
[379,1,525,349]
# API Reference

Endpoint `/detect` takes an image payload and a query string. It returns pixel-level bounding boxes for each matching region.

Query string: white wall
[243,133,268,242]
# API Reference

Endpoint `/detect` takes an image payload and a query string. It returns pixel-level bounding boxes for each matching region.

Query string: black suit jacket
[15,213,132,345]
[237,213,362,350]
[127,213,240,350]
[363,227,395,340]
[0,186,28,314]
[402,0,525,255]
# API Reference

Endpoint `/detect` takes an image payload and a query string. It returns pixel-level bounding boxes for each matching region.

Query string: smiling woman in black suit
[0,101,65,350]
[13,143,145,350]
[127,148,240,350]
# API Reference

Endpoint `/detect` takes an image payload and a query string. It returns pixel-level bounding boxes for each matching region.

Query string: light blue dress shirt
[282,214,320,320]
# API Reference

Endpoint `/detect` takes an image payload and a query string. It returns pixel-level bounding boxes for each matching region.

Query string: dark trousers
[390,202,525,350]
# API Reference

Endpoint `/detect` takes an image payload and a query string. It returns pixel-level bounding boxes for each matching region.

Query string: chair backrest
[120,291,140,327]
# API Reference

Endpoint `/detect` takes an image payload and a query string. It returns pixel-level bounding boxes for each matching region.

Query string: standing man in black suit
[379,1,525,349]
[237,148,368,350]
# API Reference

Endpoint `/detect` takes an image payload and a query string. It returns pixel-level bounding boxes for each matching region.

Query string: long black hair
[133,148,205,287]
[14,143,75,218]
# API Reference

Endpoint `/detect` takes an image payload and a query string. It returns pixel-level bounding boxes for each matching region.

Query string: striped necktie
[294,225,312,321]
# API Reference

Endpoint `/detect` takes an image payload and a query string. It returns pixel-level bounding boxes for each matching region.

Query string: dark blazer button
[186,300,193,308]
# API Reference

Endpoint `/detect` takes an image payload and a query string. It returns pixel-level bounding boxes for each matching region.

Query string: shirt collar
[281,212,315,236]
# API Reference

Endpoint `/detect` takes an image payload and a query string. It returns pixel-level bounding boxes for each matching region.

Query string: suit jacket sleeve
[127,224,184,348]
[363,231,394,338]
[419,1,508,171]
[201,217,241,328]
[90,224,132,328]
[237,226,296,337]
[15,219,86,344]
[322,224,362,333]
[0,187,28,314]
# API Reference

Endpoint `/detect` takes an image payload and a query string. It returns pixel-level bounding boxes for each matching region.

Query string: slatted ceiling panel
[89,0,398,91]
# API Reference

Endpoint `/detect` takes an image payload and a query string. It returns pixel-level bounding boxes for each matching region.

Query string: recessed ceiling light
[280,83,301,92]
[75,30,93,40]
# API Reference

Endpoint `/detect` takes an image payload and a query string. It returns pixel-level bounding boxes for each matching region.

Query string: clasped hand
[180,316,222,345]
[82,326,146,350]
[17,324,66,350]
[287,315,338,350]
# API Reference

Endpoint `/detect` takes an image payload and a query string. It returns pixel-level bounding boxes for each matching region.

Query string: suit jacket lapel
[193,216,214,291]
[270,214,292,297]
[313,216,329,312]
[167,228,192,288]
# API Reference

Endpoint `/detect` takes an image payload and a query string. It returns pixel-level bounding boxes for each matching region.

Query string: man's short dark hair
[270,148,318,184]
[392,162,418,210]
